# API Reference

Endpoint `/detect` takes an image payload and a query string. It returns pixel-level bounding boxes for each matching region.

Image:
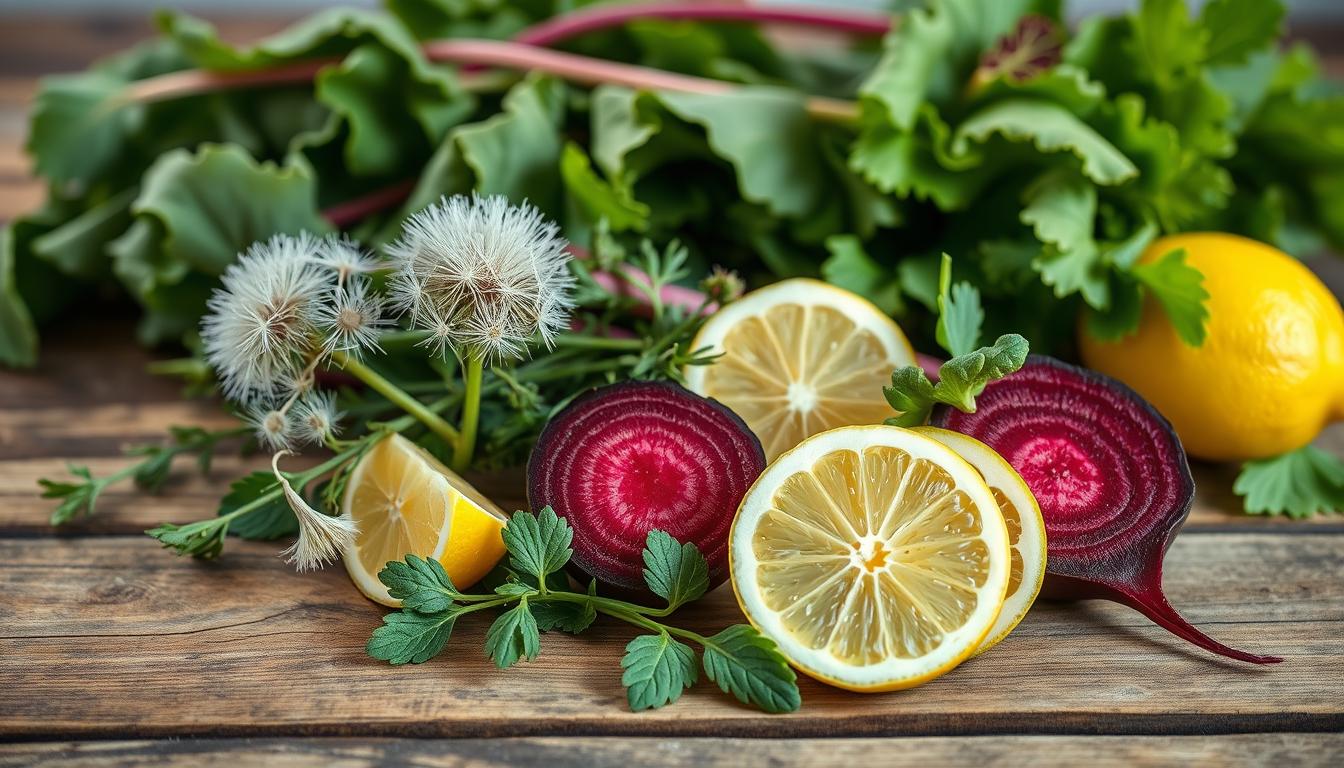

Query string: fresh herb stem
[332,350,460,445]
[552,335,644,352]
[453,354,485,472]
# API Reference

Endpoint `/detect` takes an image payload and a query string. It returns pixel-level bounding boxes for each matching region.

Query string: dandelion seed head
[247,405,295,452]
[314,235,381,284]
[294,391,343,445]
[202,233,328,404]
[314,277,389,358]
[386,194,574,363]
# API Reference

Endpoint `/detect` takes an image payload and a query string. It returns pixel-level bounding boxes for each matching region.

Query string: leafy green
[821,235,904,315]
[885,334,1030,425]
[500,504,573,584]
[701,624,801,714]
[485,600,542,669]
[379,554,460,613]
[217,471,300,540]
[1234,446,1344,518]
[935,254,984,357]
[641,530,710,612]
[1130,247,1210,345]
[366,509,800,713]
[368,610,460,665]
[621,632,698,711]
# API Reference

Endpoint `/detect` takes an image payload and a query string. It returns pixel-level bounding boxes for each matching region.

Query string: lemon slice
[730,425,1010,691]
[342,433,508,606]
[684,278,916,461]
[913,427,1047,655]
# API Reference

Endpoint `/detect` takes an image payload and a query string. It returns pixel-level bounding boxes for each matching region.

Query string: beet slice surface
[932,355,1280,664]
[528,380,765,592]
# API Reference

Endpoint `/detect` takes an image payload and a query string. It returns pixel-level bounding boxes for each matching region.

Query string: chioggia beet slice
[527,380,766,592]
[932,356,1281,664]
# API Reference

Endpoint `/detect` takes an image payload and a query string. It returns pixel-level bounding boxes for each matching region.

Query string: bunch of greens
[9,0,1344,522]
[369,508,801,714]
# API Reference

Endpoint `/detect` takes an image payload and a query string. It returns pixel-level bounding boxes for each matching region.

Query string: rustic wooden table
[1,13,1342,768]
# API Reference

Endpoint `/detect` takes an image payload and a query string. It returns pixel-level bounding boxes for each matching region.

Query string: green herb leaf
[560,142,649,233]
[1234,446,1344,519]
[700,624,800,714]
[532,579,597,634]
[642,530,710,611]
[146,519,228,559]
[380,554,460,613]
[38,464,101,525]
[367,609,459,665]
[621,632,698,711]
[883,366,938,427]
[485,600,541,669]
[884,334,1029,425]
[1130,247,1210,346]
[217,472,298,541]
[821,235,903,316]
[501,506,573,585]
[494,582,535,597]
[935,253,984,358]
[1200,0,1285,67]
[1022,172,1109,309]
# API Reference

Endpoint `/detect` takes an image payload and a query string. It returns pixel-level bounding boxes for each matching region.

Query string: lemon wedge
[730,425,1010,691]
[914,427,1046,655]
[685,278,915,461]
[342,433,507,606]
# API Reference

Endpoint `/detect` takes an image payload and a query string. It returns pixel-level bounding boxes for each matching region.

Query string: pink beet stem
[1108,577,1283,665]
[565,244,717,317]
[514,1,893,48]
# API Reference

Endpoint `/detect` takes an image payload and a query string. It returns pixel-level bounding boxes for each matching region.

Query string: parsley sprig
[368,507,801,714]
[1234,445,1344,519]
[39,425,249,525]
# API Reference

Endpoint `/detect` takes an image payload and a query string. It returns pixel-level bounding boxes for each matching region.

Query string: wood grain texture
[1,532,1337,740]
[3,734,1341,768]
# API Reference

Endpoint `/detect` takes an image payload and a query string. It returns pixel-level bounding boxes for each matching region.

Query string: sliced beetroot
[527,380,765,592]
[933,356,1281,664]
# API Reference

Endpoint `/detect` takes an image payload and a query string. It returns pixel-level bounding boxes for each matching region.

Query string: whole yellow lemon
[1079,233,1344,462]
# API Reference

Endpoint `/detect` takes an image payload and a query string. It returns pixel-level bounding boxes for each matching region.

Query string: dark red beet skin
[933,356,1281,664]
[527,380,766,592]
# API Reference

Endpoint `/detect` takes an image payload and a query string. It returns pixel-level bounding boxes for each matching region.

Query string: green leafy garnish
[366,509,801,714]
[884,334,1030,426]
[935,253,985,357]
[1234,446,1344,519]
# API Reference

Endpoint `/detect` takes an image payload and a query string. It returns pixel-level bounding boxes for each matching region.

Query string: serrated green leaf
[455,75,567,215]
[951,100,1138,185]
[1200,0,1285,67]
[501,507,573,584]
[1130,247,1210,346]
[935,254,984,358]
[217,471,298,540]
[700,624,800,714]
[379,555,460,613]
[621,632,698,711]
[560,142,649,234]
[367,609,458,665]
[822,235,903,316]
[932,334,1029,413]
[485,600,541,669]
[1234,446,1344,519]
[883,366,938,427]
[1022,173,1109,309]
[641,530,710,611]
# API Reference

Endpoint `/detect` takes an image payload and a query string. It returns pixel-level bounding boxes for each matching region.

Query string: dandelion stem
[453,354,485,472]
[330,350,460,445]
[552,335,644,352]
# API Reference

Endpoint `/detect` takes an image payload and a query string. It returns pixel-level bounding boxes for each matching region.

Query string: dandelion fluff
[314,235,381,284]
[272,451,358,572]
[386,194,574,362]
[293,391,343,445]
[314,276,389,358]
[246,404,296,452]
[201,233,328,404]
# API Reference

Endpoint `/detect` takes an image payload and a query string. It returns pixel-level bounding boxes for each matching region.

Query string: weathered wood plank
[3,734,1341,768]
[0,533,1337,739]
